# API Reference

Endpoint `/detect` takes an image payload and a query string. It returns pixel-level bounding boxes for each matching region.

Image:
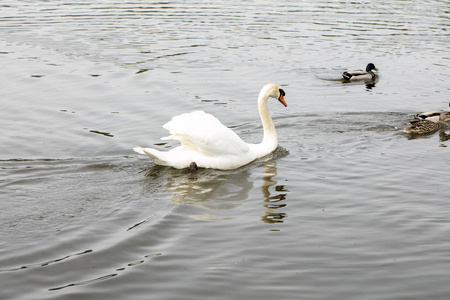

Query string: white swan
[134,83,287,170]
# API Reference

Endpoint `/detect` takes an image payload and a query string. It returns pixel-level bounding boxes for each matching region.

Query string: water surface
[1,1,450,299]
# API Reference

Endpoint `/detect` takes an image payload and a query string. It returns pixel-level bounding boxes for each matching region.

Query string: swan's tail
[133,146,146,155]
[133,146,169,166]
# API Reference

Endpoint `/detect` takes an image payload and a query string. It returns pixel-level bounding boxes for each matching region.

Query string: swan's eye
[279,89,285,97]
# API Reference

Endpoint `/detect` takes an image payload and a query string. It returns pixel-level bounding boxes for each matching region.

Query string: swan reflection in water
[140,154,288,224]
[260,161,288,224]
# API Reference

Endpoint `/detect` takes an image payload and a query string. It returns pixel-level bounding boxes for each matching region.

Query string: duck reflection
[342,78,378,91]
[140,159,288,223]
[365,81,376,90]
[439,131,450,142]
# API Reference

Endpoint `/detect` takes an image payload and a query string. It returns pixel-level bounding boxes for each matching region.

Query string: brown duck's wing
[405,119,440,133]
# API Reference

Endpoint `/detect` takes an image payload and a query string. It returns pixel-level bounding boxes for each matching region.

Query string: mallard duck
[413,110,445,123]
[134,84,287,170]
[343,63,378,81]
[414,103,450,122]
[403,112,450,134]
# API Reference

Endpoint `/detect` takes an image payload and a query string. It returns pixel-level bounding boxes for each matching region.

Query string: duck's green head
[366,63,378,72]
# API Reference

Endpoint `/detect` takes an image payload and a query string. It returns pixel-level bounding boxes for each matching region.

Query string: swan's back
[162,110,249,156]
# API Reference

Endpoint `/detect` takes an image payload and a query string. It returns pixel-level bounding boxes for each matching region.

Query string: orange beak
[278,94,287,107]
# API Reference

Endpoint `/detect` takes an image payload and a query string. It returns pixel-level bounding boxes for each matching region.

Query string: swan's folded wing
[162,110,249,156]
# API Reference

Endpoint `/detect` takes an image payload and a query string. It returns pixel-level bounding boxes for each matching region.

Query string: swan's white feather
[161,110,249,156]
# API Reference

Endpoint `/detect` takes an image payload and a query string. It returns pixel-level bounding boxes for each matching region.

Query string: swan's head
[366,63,378,72]
[262,83,287,107]
[278,88,287,107]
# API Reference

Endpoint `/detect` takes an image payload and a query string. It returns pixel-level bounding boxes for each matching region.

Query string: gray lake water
[1,1,450,299]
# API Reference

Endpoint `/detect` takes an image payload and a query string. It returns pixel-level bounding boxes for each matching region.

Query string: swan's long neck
[258,88,277,152]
